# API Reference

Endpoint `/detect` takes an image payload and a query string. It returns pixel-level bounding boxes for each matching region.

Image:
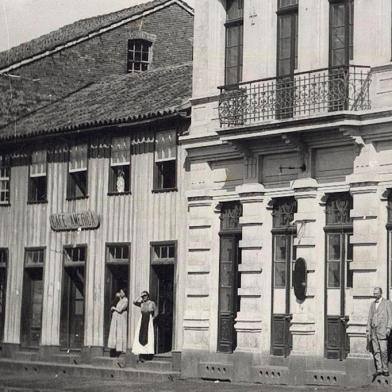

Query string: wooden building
[180,0,392,387]
[0,0,193,362]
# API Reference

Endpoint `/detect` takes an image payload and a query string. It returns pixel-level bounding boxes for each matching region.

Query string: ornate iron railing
[218,65,371,127]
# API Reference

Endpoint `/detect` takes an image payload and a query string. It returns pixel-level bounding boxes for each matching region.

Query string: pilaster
[235,183,264,352]
[183,190,213,351]
[290,178,320,355]
[346,175,379,358]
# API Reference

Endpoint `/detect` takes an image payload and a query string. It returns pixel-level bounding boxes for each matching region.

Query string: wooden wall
[0,123,188,350]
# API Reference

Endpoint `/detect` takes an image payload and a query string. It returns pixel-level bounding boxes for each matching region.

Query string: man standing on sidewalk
[367,287,392,377]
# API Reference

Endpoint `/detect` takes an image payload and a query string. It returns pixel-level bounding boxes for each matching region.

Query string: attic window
[127,39,152,73]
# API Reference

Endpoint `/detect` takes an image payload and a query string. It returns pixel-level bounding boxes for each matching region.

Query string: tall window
[0,156,10,205]
[329,0,354,67]
[127,39,152,73]
[109,137,131,194]
[277,0,298,77]
[67,144,88,200]
[28,151,47,203]
[225,0,244,85]
[325,193,353,289]
[154,130,177,191]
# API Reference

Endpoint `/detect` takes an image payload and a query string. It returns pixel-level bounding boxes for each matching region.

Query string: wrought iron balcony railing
[218,65,371,127]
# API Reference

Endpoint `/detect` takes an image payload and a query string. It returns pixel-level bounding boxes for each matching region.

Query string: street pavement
[0,371,384,392]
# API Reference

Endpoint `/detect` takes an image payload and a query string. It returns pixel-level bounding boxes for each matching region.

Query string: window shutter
[155,130,176,162]
[111,137,131,166]
[69,144,88,172]
[30,151,46,177]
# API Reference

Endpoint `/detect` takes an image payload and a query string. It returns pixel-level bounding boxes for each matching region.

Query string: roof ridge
[0,0,193,72]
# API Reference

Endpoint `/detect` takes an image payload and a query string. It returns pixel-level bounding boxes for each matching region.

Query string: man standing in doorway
[367,287,392,377]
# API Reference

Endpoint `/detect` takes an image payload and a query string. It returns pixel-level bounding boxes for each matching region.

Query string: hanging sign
[293,257,307,302]
[50,210,100,231]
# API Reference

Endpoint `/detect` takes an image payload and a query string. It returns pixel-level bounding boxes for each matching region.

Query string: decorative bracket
[341,127,365,154]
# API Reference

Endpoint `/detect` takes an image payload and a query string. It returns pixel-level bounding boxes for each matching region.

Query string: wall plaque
[50,211,100,231]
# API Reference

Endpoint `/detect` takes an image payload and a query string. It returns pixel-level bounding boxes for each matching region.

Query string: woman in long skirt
[132,291,158,362]
[107,289,128,355]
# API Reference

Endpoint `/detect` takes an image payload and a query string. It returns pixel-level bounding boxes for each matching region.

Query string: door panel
[151,264,174,354]
[21,268,43,347]
[271,314,292,357]
[60,266,85,349]
[218,234,240,353]
[0,266,6,342]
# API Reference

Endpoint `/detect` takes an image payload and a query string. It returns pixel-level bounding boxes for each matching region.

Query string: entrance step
[91,356,126,368]
[134,359,172,372]
[0,358,180,382]
[12,350,39,362]
[51,353,80,365]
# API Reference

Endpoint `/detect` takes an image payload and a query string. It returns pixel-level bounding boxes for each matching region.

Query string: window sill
[152,188,178,193]
[0,203,11,207]
[107,191,132,196]
[66,196,89,201]
[27,200,48,205]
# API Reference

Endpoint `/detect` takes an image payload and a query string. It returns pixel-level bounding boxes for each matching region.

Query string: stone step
[91,356,126,368]
[12,351,40,362]
[0,358,179,383]
[134,359,172,372]
[51,353,81,365]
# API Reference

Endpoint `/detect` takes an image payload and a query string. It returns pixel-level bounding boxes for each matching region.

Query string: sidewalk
[0,370,384,392]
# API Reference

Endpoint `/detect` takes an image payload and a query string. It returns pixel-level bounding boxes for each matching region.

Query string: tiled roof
[0,0,192,70]
[0,63,192,140]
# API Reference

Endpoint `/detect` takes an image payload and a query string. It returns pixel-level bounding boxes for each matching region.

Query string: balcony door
[324,193,353,360]
[329,0,353,110]
[217,202,242,353]
[276,0,298,119]
[0,249,8,344]
[271,198,297,357]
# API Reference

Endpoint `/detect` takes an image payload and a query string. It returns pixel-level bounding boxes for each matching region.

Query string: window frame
[150,241,177,266]
[108,136,132,196]
[28,151,48,204]
[106,242,131,265]
[127,39,152,73]
[24,247,46,269]
[224,0,244,86]
[63,244,88,268]
[329,0,354,68]
[153,130,178,193]
[66,143,89,201]
[0,155,11,206]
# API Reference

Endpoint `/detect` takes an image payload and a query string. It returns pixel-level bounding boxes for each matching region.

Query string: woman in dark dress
[131,291,157,361]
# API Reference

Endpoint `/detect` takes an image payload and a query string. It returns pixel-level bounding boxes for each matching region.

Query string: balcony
[218,65,371,128]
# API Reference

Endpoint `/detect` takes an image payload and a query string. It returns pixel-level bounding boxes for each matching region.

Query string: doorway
[217,202,242,353]
[0,249,7,344]
[60,246,86,350]
[20,248,45,348]
[150,242,176,354]
[271,198,297,357]
[104,243,130,349]
[324,193,352,359]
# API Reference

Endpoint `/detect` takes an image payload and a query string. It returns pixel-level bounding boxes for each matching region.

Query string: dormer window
[127,39,152,73]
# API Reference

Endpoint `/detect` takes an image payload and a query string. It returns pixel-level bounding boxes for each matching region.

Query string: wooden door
[152,264,174,354]
[0,256,7,343]
[60,266,85,349]
[325,232,352,359]
[104,264,128,347]
[218,234,240,353]
[21,268,44,347]
[271,234,294,356]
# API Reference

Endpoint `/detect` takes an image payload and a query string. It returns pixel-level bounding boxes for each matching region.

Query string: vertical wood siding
[0,126,188,349]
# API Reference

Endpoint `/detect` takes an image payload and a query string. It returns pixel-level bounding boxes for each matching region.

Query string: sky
[0,0,194,52]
